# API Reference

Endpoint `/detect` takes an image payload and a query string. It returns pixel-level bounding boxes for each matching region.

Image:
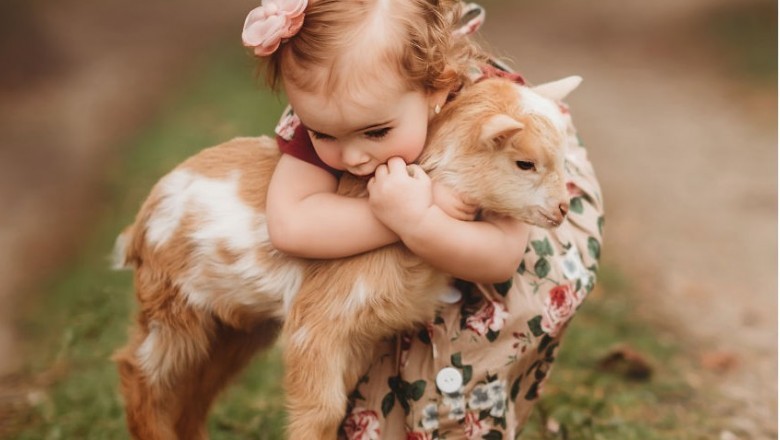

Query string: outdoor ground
[0,0,776,438]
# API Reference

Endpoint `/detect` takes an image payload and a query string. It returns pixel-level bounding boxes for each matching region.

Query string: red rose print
[343,407,381,440]
[541,284,576,337]
[463,411,490,439]
[465,300,509,336]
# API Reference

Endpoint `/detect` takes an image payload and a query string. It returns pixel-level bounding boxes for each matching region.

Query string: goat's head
[421,76,581,228]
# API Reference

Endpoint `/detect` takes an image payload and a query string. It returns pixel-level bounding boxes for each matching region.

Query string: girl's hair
[262,0,486,97]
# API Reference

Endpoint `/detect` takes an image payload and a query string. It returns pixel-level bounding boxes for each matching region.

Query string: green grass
[9,41,714,440]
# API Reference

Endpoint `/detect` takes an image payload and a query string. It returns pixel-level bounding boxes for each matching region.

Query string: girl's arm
[368,158,529,283]
[266,154,399,258]
[403,209,529,283]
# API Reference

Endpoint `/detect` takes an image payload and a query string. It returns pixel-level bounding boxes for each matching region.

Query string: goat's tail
[111,225,136,270]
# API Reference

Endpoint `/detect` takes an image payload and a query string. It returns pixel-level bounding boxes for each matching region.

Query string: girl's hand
[433,182,478,221]
[367,157,433,237]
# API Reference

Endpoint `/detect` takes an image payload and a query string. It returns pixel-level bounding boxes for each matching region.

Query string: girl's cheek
[402,124,429,162]
[313,144,344,170]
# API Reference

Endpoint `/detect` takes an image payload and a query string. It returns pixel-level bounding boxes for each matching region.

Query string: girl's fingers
[374,163,388,178]
[409,164,429,182]
[386,157,408,174]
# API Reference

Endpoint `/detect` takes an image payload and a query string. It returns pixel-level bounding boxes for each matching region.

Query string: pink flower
[463,411,490,439]
[465,299,509,336]
[242,0,308,56]
[541,284,576,337]
[343,407,381,440]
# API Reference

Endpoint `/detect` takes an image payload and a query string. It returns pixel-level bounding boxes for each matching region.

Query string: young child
[242,0,603,438]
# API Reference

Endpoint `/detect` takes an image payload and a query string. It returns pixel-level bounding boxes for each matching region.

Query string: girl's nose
[342,146,369,167]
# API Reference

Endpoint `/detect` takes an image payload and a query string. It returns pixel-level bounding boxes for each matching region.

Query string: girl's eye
[365,127,391,139]
[310,131,335,141]
[516,161,536,171]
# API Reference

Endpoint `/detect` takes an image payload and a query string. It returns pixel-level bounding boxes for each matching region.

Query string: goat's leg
[174,319,281,439]
[283,321,345,440]
[115,314,280,440]
[114,326,187,440]
[283,323,375,440]
[114,302,221,440]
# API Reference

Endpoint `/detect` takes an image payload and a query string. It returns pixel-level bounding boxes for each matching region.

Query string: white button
[437,285,462,304]
[436,367,463,394]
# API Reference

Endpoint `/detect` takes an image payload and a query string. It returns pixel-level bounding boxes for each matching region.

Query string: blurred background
[0,0,775,438]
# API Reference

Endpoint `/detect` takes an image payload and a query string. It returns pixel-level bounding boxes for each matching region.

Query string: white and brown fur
[112,76,581,439]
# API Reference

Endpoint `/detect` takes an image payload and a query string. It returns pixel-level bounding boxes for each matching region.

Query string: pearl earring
[434,104,441,115]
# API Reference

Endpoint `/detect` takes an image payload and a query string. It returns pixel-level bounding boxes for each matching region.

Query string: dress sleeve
[274,105,342,178]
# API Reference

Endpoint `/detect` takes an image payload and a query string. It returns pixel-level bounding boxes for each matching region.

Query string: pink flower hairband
[242,0,308,57]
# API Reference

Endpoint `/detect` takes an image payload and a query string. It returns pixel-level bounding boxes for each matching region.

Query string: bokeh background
[0,0,776,438]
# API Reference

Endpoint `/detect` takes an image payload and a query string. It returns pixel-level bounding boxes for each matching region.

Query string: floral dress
[337,100,603,440]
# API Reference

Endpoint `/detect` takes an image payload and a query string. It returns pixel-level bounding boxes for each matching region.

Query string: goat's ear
[531,76,582,102]
[480,114,524,145]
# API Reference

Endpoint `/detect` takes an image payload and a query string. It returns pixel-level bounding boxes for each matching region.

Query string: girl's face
[284,76,440,176]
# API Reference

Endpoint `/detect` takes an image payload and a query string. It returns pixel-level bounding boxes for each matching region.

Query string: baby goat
[113,76,581,439]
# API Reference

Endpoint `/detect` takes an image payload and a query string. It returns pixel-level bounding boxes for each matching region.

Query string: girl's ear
[427,88,450,118]
[480,114,524,145]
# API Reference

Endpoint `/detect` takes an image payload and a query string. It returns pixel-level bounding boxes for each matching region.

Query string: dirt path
[0,0,775,438]
[482,0,777,437]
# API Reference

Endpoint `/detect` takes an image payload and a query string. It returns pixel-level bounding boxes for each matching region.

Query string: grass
[7,41,716,440]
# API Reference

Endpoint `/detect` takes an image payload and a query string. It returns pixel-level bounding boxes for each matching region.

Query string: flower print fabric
[463,411,490,439]
[464,300,509,337]
[343,407,382,440]
[540,284,579,337]
[336,85,604,439]
[274,105,300,141]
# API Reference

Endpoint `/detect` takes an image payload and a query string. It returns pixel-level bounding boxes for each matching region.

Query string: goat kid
[113,76,581,439]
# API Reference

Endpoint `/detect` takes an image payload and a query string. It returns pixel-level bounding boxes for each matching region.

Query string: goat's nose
[559,202,569,217]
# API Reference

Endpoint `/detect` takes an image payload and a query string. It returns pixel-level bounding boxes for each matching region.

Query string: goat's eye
[516,161,536,171]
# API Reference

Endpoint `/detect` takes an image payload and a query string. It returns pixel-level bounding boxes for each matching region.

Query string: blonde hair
[262,0,486,97]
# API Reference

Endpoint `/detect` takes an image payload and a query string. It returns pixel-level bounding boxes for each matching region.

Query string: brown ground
[0,0,776,437]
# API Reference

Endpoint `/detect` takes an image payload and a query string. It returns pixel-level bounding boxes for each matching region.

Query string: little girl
[242,0,603,438]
